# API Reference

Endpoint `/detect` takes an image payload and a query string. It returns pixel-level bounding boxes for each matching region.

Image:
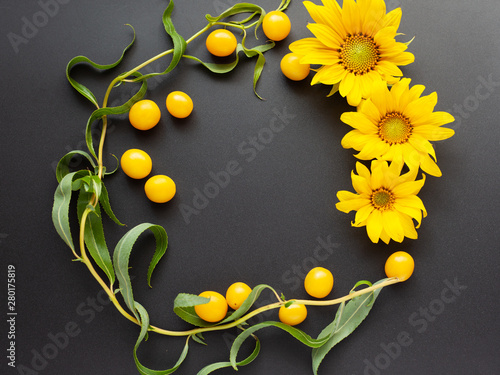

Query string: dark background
[1,0,499,374]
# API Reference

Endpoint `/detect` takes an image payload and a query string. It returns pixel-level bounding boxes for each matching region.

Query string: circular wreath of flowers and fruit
[52,0,454,374]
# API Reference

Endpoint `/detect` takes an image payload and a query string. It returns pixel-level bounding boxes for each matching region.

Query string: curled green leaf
[113,223,168,319]
[197,335,260,375]
[206,3,264,23]
[56,150,96,183]
[134,302,189,375]
[230,321,330,370]
[66,24,136,108]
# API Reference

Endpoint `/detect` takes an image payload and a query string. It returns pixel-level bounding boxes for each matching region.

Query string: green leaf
[113,223,168,319]
[66,24,136,108]
[311,279,389,375]
[85,71,148,158]
[206,3,264,22]
[56,150,96,183]
[52,171,88,253]
[103,153,120,176]
[173,293,213,328]
[125,0,187,84]
[77,190,115,285]
[134,302,189,375]
[184,39,274,99]
[277,0,292,11]
[197,335,260,375]
[230,321,330,370]
[99,182,124,226]
[191,333,206,346]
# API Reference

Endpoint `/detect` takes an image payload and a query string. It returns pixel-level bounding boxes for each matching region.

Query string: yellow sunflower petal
[342,0,362,34]
[408,134,436,159]
[340,112,378,133]
[354,203,375,224]
[374,26,397,46]
[370,80,389,115]
[354,138,388,160]
[352,171,372,195]
[399,213,418,239]
[382,7,402,29]
[412,111,455,127]
[327,82,341,96]
[307,23,343,49]
[358,98,382,123]
[390,78,411,108]
[360,0,387,35]
[385,50,415,66]
[356,161,372,181]
[413,125,455,141]
[420,153,442,177]
[300,51,340,65]
[337,190,360,201]
[394,203,422,227]
[336,197,371,213]
[311,64,347,85]
[289,38,330,55]
[339,72,356,97]
[393,177,426,197]
[379,230,391,244]
[408,84,426,101]
[370,160,386,188]
[396,195,427,218]
[304,1,346,37]
[382,210,405,243]
[405,92,438,121]
[366,209,383,243]
[377,60,403,77]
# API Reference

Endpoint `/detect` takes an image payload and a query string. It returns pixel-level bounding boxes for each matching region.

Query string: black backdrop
[1,0,499,374]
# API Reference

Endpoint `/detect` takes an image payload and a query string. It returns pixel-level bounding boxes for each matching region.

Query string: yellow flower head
[340,78,455,177]
[289,0,415,106]
[336,160,427,244]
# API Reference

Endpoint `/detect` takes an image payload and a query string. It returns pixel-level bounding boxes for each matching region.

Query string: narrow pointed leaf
[134,302,189,375]
[173,293,214,327]
[113,223,168,318]
[99,182,124,226]
[197,336,260,375]
[66,25,136,107]
[206,4,264,22]
[52,171,88,253]
[230,321,330,370]
[77,190,115,285]
[311,279,389,375]
[56,150,96,183]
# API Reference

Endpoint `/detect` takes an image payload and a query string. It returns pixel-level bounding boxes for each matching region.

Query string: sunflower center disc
[371,188,394,210]
[378,112,413,144]
[340,33,379,75]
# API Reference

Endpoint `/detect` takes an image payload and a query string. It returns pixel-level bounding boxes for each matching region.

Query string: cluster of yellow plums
[206,10,311,81]
[121,10,311,202]
[121,92,193,203]
[194,251,414,326]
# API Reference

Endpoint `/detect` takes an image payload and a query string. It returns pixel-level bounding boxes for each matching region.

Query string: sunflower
[336,159,427,244]
[289,0,415,106]
[340,78,455,176]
